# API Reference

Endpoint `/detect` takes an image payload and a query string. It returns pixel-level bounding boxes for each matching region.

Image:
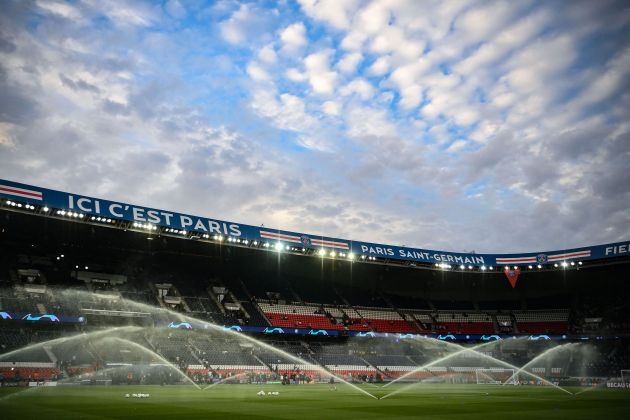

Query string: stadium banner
[1,179,629,267]
[504,267,521,288]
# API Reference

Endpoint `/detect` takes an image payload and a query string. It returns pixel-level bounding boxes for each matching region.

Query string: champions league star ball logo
[536,254,548,264]
[300,235,311,246]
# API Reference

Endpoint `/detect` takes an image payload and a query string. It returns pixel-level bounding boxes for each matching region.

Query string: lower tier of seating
[516,321,568,334]
[0,367,61,380]
[437,322,495,334]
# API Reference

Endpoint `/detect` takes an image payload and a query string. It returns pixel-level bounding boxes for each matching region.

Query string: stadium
[0,179,629,419]
[1,1,630,418]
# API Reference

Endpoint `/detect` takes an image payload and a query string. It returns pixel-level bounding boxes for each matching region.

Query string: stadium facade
[2,179,629,269]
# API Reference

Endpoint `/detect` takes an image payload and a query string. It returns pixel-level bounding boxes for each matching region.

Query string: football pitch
[1,384,629,419]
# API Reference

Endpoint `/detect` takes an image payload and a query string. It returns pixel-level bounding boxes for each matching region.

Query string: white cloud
[220,6,249,44]
[258,44,277,64]
[246,62,270,82]
[336,52,362,74]
[368,56,390,76]
[296,134,335,152]
[576,47,630,107]
[370,27,424,60]
[165,0,186,19]
[285,68,307,82]
[95,0,156,27]
[280,22,307,53]
[356,1,390,34]
[322,101,340,116]
[304,50,338,95]
[389,60,430,108]
[455,1,520,44]
[446,139,467,153]
[0,122,16,148]
[250,90,317,132]
[451,107,478,126]
[340,78,374,100]
[298,0,360,30]
[346,106,397,139]
[504,35,576,93]
[36,0,82,20]
[340,29,367,51]
[456,8,550,76]
[472,122,500,143]
[219,3,272,45]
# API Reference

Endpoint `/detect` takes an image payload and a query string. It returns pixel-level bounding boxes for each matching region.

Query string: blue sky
[0,0,628,253]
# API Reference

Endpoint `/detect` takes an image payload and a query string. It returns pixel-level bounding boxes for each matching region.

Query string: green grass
[1,383,629,419]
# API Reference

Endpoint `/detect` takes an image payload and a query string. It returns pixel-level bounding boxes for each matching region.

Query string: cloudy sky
[0,0,628,253]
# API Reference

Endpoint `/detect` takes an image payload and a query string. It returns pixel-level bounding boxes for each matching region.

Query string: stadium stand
[513,310,569,334]
[0,206,629,387]
[434,312,495,334]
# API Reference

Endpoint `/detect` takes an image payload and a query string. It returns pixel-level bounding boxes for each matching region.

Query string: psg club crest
[503,267,521,289]
[536,254,548,264]
[300,235,311,246]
